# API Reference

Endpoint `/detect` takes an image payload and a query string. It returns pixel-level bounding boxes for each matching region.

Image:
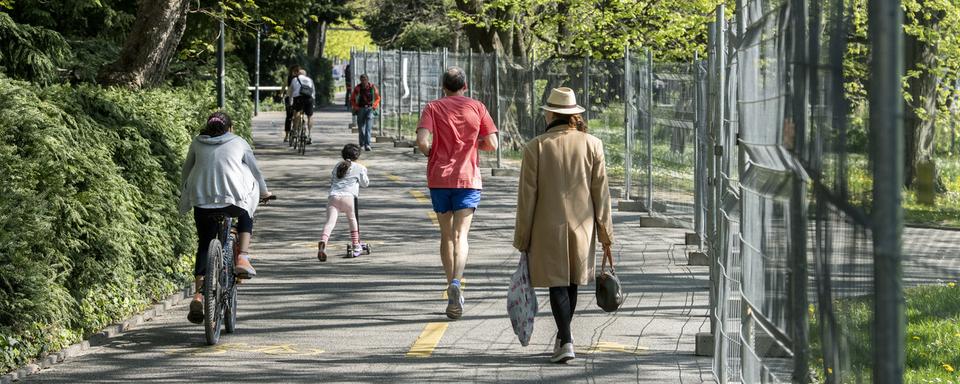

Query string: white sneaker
[553,336,573,355]
[445,284,464,319]
[550,342,575,363]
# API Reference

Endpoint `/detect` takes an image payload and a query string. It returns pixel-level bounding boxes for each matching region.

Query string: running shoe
[351,244,363,258]
[445,284,464,319]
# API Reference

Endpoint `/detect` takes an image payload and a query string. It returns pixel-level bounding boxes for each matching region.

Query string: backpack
[296,77,314,97]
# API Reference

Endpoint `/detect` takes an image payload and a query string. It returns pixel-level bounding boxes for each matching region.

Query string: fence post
[645,49,653,214]
[350,48,357,128]
[441,48,447,100]
[397,49,403,140]
[216,16,225,109]
[377,47,384,137]
[624,47,633,201]
[704,17,721,378]
[693,51,703,247]
[254,27,260,116]
[494,51,503,169]
[787,0,811,380]
[417,50,422,121]
[714,5,726,256]
[362,47,367,78]
[467,50,473,99]
[582,56,590,123]
[869,0,905,380]
[529,50,537,134]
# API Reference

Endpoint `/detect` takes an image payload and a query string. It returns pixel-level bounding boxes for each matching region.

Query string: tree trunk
[98,0,190,88]
[307,20,320,58]
[318,21,328,59]
[903,13,941,190]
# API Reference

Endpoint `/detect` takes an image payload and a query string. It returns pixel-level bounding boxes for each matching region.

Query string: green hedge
[0,60,253,372]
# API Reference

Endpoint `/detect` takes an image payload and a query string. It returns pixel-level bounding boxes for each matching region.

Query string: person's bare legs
[306,116,313,143]
[438,208,475,283]
[438,211,455,282]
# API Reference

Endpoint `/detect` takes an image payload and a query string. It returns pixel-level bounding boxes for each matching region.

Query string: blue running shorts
[429,188,482,213]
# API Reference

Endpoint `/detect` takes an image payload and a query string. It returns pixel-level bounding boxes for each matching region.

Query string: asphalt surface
[25,100,712,383]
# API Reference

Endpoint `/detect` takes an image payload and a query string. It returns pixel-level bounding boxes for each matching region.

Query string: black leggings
[549,284,579,344]
[193,206,253,276]
[284,103,294,132]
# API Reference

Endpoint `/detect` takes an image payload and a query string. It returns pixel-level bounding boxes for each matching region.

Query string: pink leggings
[321,195,360,244]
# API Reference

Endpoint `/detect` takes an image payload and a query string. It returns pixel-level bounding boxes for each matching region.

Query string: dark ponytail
[202,111,232,137]
[336,144,362,179]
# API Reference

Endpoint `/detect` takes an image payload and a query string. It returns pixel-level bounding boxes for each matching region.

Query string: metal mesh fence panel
[648,61,700,228]
[586,59,628,189]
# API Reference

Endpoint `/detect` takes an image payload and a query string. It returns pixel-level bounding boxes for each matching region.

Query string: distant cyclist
[179,112,272,324]
[289,68,316,144]
[350,74,381,151]
[282,64,301,142]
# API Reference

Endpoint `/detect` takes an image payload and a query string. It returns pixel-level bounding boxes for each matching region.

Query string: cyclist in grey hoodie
[179,112,272,324]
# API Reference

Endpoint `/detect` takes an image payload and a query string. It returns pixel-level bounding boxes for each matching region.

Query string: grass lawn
[810,281,960,383]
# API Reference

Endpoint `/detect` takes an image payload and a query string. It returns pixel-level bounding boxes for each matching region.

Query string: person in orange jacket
[350,74,381,151]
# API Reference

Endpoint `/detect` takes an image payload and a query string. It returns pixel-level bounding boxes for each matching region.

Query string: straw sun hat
[540,87,586,114]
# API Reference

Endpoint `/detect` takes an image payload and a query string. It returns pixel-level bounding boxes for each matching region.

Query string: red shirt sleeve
[418,103,434,132]
[478,103,497,136]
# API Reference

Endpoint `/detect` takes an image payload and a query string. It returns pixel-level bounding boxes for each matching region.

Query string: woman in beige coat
[513,87,614,363]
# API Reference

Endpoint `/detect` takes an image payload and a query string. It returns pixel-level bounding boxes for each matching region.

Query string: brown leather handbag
[596,248,624,312]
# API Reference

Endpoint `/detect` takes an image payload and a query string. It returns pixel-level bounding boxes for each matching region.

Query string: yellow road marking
[409,189,429,203]
[406,323,449,358]
[427,211,439,226]
[580,341,648,355]
[386,174,403,182]
[163,343,325,357]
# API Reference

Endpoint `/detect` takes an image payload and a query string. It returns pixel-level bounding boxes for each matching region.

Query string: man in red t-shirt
[416,66,499,320]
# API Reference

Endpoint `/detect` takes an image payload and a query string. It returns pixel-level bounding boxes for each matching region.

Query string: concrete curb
[1,286,194,383]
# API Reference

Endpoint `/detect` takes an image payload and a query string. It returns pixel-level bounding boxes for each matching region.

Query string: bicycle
[200,195,276,345]
[288,107,308,155]
[289,110,303,150]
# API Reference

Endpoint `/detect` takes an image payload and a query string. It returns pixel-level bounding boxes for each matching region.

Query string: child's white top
[329,161,369,197]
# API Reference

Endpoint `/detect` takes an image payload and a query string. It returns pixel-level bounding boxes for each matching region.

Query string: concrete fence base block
[638,216,687,228]
[618,200,648,212]
[491,168,519,177]
[688,251,710,266]
[394,140,416,148]
[374,136,395,143]
[695,332,715,356]
[609,187,623,199]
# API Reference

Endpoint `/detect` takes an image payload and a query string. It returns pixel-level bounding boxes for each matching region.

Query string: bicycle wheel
[289,113,299,148]
[223,233,238,333]
[298,116,307,155]
[203,239,224,345]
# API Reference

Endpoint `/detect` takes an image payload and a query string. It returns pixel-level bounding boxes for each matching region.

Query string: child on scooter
[318,144,369,261]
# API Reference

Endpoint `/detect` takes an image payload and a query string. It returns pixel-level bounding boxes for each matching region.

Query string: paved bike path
[25,102,712,383]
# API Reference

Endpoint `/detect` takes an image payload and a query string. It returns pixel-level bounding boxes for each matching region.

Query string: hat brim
[540,105,586,114]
